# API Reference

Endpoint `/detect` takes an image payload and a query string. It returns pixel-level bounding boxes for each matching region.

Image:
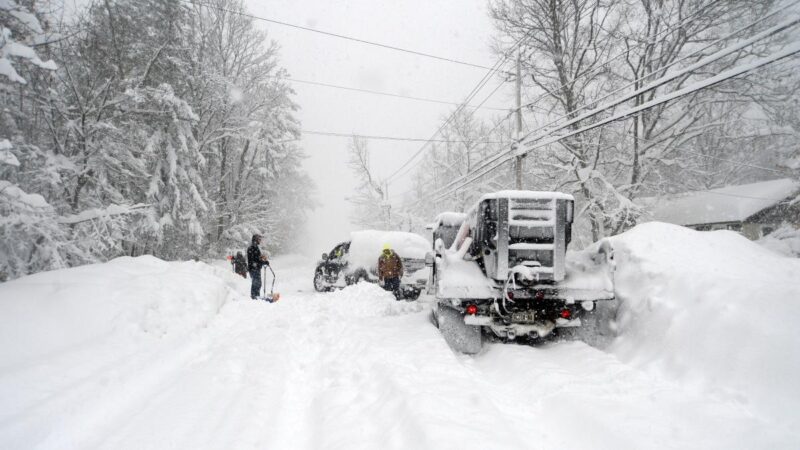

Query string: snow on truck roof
[640,178,800,226]
[478,190,575,202]
[434,212,467,226]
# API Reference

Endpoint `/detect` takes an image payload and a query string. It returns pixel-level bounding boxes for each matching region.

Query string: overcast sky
[243,0,514,254]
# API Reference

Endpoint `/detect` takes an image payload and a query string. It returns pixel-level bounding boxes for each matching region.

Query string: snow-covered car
[313,230,430,299]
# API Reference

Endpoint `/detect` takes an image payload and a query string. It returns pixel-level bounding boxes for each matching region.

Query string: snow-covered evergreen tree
[0,0,314,280]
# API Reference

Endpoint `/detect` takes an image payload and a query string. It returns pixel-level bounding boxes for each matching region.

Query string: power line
[390,1,723,191]
[273,76,507,111]
[519,0,799,134]
[425,15,800,202]
[428,41,800,203]
[386,79,516,183]
[185,0,509,74]
[386,5,603,185]
[299,129,504,144]
[629,106,796,177]
[385,32,533,183]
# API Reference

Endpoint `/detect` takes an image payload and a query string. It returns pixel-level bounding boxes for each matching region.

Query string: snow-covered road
[2,252,796,450]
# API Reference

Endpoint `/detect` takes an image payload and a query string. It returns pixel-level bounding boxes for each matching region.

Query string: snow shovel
[261,264,281,303]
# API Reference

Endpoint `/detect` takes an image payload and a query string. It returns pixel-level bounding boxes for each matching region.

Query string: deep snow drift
[1,223,799,449]
[758,225,800,257]
[603,222,800,432]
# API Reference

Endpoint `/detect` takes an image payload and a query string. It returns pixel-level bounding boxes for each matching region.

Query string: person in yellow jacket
[378,243,404,299]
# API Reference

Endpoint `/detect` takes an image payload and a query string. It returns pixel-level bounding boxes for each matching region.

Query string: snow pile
[347,230,430,272]
[605,222,800,428]
[0,256,242,369]
[758,225,800,257]
[561,243,615,294]
[436,250,495,299]
[319,282,423,317]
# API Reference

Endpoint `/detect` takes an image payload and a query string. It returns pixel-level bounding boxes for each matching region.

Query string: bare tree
[347,136,392,229]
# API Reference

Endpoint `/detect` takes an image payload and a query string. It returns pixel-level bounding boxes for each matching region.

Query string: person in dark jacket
[233,252,247,278]
[247,234,269,299]
[378,244,404,300]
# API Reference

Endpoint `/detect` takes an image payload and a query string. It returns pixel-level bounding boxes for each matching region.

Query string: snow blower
[261,264,280,303]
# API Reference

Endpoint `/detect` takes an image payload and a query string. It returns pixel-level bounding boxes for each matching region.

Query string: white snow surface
[0,139,19,166]
[479,189,575,202]
[603,222,800,435]
[758,225,800,257]
[0,180,49,208]
[57,203,147,225]
[1,235,799,448]
[346,229,430,271]
[433,211,466,227]
[436,252,496,299]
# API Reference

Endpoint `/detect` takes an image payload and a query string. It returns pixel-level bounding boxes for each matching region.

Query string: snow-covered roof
[640,178,800,226]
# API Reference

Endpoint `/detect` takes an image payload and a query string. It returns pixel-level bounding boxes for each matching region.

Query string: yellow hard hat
[382,243,391,250]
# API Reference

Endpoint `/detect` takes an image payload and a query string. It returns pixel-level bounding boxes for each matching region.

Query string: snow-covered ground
[1,224,799,449]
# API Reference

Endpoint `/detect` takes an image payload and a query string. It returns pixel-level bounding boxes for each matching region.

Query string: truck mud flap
[437,304,482,355]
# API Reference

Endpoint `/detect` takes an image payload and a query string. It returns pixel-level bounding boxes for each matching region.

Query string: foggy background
[244,0,512,254]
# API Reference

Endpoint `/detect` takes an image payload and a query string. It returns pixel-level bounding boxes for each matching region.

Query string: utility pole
[514,51,524,190]
[382,180,391,227]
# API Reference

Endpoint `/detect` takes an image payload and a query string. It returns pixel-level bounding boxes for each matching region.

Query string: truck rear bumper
[464,314,582,339]
[488,321,556,340]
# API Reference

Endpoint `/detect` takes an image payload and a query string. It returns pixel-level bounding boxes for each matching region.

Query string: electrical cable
[184,0,510,74]
[299,129,504,144]
[425,14,800,202]
[428,41,800,202]
[272,75,507,110]
[389,0,729,190]
[384,32,532,183]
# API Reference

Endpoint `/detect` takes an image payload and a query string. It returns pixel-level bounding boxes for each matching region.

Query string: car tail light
[559,309,572,319]
[466,304,478,315]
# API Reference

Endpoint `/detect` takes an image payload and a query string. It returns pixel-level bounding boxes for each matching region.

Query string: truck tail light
[559,309,572,319]
[466,304,478,315]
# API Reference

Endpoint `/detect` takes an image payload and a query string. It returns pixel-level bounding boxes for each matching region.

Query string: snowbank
[604,222,800,428]
[0,256,242,370]
[758,225,800,257]
[436,252,495,299]
[316,281,423,317]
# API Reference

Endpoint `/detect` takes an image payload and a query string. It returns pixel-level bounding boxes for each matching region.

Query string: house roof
[640,178,800,226]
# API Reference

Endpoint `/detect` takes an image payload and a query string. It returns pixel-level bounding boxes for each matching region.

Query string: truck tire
[437,303,482,354]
